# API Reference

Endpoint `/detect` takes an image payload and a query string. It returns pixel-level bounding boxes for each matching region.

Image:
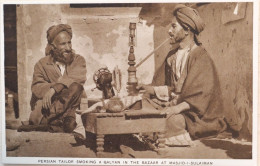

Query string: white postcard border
[0,0,258,166]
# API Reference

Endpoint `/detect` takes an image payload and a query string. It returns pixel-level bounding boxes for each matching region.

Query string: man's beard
[51,48,74,65]
[170,29,186,45]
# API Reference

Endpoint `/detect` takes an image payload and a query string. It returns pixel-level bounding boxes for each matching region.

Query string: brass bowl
[106,97,124,113]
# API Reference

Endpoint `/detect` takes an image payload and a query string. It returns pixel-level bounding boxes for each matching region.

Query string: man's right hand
[136,84,155,96]
[42,88,55,109]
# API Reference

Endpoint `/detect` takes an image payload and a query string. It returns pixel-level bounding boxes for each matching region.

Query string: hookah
[127,22,171,94]
[90,22,171,112]
[127,23,138,96]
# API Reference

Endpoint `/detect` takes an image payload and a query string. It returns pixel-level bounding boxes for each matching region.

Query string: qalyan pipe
[135,37,171,68]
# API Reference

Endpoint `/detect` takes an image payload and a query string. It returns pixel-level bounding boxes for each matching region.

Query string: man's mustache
[52,48,74,64]
[61,50,72,54]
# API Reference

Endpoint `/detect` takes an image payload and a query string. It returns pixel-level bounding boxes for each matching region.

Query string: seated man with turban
[137,5,227,146]
[25,24,87,133]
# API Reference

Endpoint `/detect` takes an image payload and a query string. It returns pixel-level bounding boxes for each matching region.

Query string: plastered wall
[17,4,156,120]
[198,3,253,140]
[17,3,253,140]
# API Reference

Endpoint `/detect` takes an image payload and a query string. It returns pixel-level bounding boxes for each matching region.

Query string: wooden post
[157,131,166,155]
[96,134,104,157]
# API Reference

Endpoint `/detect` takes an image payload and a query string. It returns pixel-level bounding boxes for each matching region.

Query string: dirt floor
[5,129,252,159]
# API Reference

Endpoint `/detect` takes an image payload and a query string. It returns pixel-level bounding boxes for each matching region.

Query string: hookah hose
[135,37,171,68]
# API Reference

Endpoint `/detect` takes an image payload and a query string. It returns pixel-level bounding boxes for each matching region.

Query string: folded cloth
[165,132,194,147]
[154,86,169,101]
[121,95,142,109]
[78,95,142,115]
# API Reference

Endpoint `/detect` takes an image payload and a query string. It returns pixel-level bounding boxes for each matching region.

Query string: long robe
[29,54,87,131]
[30,54,87,110]
[153,44,226,139]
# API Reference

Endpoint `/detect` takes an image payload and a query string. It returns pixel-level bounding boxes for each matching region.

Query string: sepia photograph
[1,1,258,165]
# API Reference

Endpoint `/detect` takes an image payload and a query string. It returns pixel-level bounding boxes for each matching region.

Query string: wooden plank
[96,117,166,134]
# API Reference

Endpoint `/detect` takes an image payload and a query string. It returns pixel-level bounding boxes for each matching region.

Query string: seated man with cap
[137,4,227,146]
[27,24,87,133]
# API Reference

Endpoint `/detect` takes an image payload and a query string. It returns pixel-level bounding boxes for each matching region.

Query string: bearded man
[28,24,87,133]
[137,5,227,146]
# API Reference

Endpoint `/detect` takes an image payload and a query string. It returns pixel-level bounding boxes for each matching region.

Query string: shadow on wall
[201,139,252,159]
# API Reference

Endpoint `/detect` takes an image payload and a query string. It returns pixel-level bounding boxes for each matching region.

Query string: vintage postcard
[0,0,258,165]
